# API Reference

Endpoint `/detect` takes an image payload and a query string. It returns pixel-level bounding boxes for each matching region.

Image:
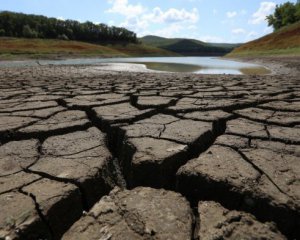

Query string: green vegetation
[228,2,300,58]
[267,2,300,30]
[160,39,231,56]
[227,21,300,57]
[0,11,179,59]
[0,11,137,44]
[140,35,240,56]
[140,35,185,47]
[0,37,176,60]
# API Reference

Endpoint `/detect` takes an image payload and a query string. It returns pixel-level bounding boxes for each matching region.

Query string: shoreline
[93,62,160,73]
[225,55,300,76]
[1,55,298,75]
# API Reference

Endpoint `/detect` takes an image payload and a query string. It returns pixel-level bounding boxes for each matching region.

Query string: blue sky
[1,0,297,43]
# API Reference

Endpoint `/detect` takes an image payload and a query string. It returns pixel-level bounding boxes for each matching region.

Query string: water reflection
[0,56,270,75]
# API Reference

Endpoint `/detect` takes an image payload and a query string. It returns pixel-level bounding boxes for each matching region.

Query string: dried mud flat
[0,64,299,240]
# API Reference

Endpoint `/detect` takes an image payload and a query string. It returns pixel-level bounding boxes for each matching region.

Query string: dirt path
[0,65,299,239]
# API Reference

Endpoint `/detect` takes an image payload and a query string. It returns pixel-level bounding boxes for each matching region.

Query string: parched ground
[0,65,299,240]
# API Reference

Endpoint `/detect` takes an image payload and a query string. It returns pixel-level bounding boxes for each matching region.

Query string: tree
[57,34,69,40]
[267,2,300,31]
[296,2,300,19]
[22,24,38,38]
[0,11,138,43]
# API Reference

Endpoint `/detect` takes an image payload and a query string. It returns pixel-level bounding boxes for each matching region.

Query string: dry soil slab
[0,66,299,239]
[62,187,193,240]
[177,134,300,236]
[198,201,286,240]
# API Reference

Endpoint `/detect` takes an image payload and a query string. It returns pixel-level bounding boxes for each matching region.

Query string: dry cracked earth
[0,65,299,240]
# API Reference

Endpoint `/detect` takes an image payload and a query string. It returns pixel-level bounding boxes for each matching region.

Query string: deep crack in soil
[0,65,299,240]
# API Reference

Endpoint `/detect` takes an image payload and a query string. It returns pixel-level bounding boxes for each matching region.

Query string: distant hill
[140,35,240,56]
[0,37,177,60]
[227,21,300,57]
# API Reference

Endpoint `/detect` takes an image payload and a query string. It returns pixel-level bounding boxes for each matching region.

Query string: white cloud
[226,11,237,18]
[249,2,276,24]
[107,1,199,37]
[107,0,145,18]
[57,16,65,21]
[154,24,184,38]
[107,1,199,24]
[120,17,148,32]
[146,7,199,24]
[188,25,198,30]
[232,28,246,34]
[199,35,225,43]
[139,23,184,38]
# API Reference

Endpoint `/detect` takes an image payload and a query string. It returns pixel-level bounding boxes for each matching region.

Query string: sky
[1,0,297,43]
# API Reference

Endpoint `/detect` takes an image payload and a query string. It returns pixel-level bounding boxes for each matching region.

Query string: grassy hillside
[160,39,230,56]
[209,42,242,49]
[140,35,183,47]
[0,37,177,60]
[227,22,300,57]
[140,35,240,56]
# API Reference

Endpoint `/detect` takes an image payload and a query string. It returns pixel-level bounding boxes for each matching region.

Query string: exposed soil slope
[227,22,300,57]
[0,37,176,59]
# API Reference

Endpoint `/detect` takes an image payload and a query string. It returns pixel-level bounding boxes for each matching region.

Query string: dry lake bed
[0,59,299,239]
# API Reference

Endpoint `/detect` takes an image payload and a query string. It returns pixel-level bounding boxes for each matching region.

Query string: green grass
[140,35,187,47]
[0,37,177,60]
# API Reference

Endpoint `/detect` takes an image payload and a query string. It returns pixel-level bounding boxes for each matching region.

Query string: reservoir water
[0,56,270,75]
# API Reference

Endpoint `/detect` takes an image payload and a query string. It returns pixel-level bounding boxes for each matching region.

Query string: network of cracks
[0,66,299,240]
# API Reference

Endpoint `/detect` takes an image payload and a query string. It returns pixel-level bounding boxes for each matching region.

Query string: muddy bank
[0,56,273,75]
[0,65,299,239]
[226,56,300,76]
[84,56,300,75]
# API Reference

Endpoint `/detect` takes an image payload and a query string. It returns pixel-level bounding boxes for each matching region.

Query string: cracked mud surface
[63,187,193,240]
[0,65,299,239]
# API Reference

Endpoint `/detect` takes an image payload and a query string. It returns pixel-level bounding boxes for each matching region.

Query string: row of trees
[267,1,300,30]
[0,11,138,43]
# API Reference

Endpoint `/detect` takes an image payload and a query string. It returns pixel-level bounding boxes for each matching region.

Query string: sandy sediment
[226,56,300,76]
[0,60,299,239]
[94,62,159,73]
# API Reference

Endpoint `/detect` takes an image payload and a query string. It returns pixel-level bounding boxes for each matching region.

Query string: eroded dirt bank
[0,65,299,240]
